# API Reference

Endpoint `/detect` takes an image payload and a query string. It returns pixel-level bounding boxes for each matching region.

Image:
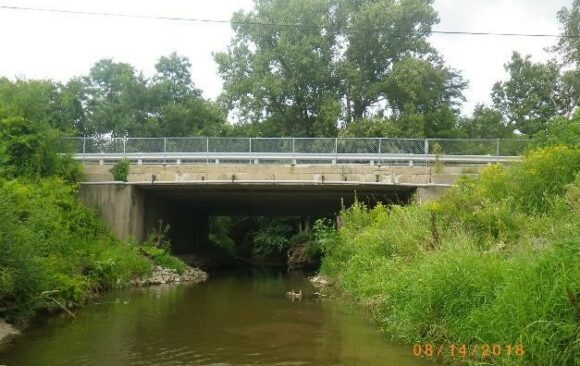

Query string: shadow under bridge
[79,181,416,255]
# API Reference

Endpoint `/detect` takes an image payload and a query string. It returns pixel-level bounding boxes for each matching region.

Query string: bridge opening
[79,182,416,270]
[137,183,415,269]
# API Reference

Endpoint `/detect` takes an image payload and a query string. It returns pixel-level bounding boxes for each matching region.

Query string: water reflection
[0,269,431,366]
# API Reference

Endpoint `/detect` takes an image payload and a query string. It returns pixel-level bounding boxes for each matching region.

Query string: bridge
[73,137,528,253]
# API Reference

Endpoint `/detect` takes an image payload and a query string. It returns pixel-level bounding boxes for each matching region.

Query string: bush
[531,111,580,148]
[110,159,130,182]
[208,216,236,254]
[320,145,580,365]
[0,179,156,323]
[252,217,294,256]
[0,116,82,182]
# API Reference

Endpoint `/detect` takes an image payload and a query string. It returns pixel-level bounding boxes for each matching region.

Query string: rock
[132,265,208,288]
[0,318,20,346]
[309,275,333,287]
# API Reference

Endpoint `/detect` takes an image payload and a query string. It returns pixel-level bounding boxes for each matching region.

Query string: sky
[0,0,572,117]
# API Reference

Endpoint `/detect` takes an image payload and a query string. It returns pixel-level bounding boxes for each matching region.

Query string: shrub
[208,216,236,254]
[0,178,156,323]
[109,159,130,182]
[531,111,580,148]
[0,116,82,182]
[252,217,294,256]
[320,144,580,365]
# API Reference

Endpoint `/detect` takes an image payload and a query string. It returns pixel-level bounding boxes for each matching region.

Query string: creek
[0,269,432,366]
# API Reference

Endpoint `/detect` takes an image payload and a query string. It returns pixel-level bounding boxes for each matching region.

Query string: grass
[318,145,580,365]
[0,178,186,323]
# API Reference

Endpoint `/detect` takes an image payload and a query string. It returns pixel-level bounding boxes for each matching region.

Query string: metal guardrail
[64,137,530,166]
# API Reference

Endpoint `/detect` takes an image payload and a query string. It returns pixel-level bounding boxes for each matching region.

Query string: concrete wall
[78,184,146,242]
[415,186,451,204]
[79,183,209,253]
[82,164,480,186]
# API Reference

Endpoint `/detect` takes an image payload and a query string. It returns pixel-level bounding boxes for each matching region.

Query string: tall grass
[0,178,186,323]
[319,145,580,365]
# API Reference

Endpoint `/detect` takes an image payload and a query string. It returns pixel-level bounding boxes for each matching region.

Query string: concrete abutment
[78,184,210,253]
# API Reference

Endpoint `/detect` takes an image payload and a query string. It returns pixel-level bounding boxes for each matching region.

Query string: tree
[216,0,341,136]
[149,53,227,136]
[554,1,580,114]
[0,78,84,134]
[338,117,402,137]
[78,55,226,137]
[555,0,580,66]
[0,116,80,181]
[81,59,149,136]
[456,105,511,138]
[215,0,465,137]
[336,0,442,122]
[385,56,466,136]
[491,52,569,135]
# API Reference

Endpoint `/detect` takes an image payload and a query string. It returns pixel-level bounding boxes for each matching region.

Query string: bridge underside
[138,182,415,216]
[78,182,426,254]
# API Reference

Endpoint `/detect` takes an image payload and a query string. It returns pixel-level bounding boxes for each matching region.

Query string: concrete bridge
[74,137,528,253]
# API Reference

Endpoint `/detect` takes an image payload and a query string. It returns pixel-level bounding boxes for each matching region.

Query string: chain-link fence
[69,137,532,165]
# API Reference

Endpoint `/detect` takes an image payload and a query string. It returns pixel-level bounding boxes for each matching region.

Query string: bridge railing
[66,137,532,166]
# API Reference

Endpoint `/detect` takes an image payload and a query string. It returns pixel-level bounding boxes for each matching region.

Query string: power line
[0,4,577,39]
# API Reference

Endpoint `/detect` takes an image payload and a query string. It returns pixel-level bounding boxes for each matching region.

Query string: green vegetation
[0,120,186,324]
[109,159,130,182]
[1,1,578,140]
[317,145,580,365]
[208,216,322,264]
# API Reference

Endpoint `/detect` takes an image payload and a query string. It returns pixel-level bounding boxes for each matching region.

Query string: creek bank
[0,318,20,348]
[0,265,208,347]
[288,243,321,270]
[309,275,334,288]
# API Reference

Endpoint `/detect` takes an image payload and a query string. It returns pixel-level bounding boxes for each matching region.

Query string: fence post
[424,139,429,168]
[378,138,382,165]
[123,137,127,158]
[292,138,296,165]
[496,138,500,156]
[163,138,167,165]
[334,138,338,165]
[249,137,252,164]
[206,137,209,164]
[81,137,86,163]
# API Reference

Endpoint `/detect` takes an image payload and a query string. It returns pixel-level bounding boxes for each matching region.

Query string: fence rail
[64,137,531,166]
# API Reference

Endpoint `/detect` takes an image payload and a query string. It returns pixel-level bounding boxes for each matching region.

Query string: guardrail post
[496,138,500,156]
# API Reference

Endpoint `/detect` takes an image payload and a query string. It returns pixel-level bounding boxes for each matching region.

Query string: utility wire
[0,4,577,39]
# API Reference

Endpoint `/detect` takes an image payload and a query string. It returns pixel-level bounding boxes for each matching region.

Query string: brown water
[0,269,432,366]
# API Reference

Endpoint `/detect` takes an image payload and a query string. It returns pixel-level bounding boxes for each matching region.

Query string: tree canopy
[215,0,466,137]
[0,1,578,141]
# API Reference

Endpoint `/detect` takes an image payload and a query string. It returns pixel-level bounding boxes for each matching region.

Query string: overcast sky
[0,0,572,117]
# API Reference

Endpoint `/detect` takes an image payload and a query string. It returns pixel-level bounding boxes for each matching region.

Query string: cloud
[431,0,571,114]
[0,0,572,117]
